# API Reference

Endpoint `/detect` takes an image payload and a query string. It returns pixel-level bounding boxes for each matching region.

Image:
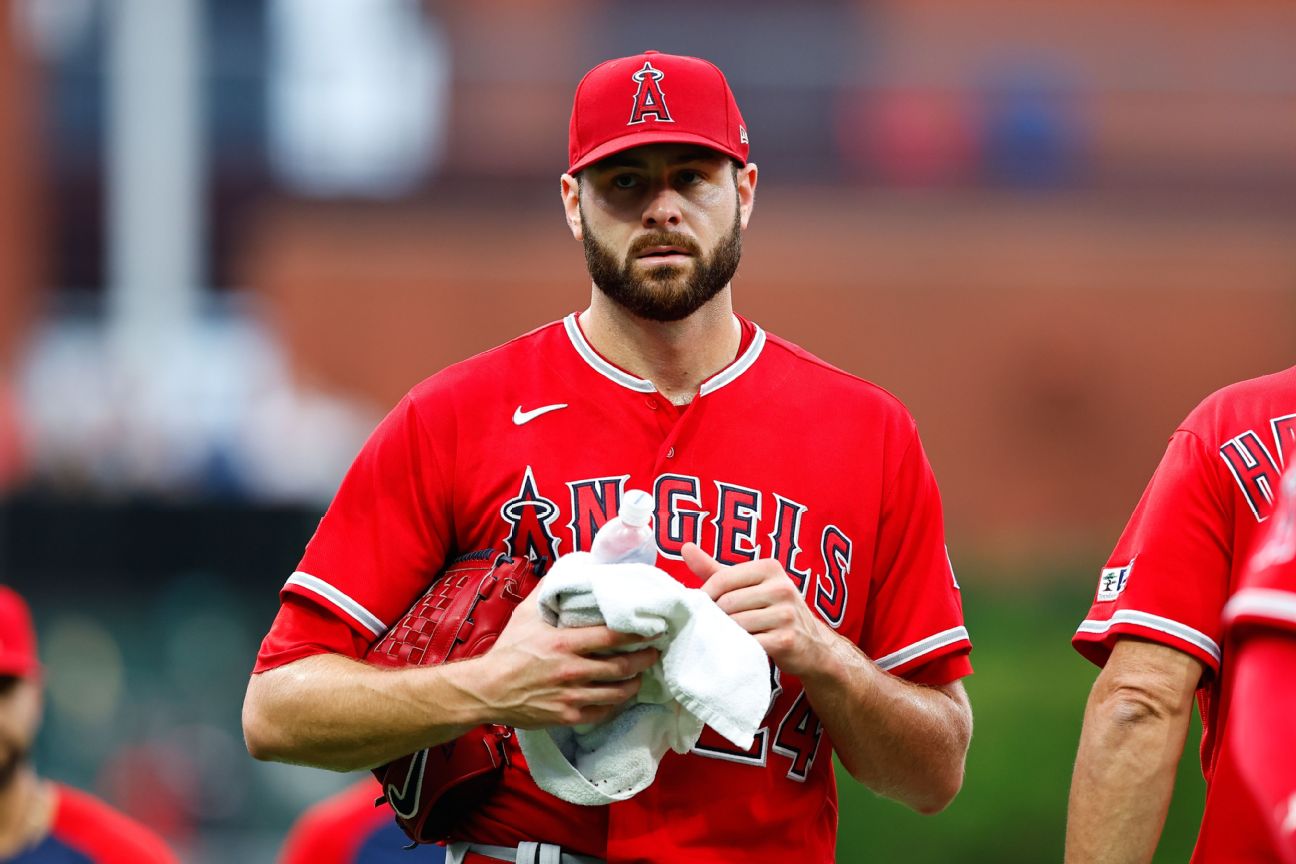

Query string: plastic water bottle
[590,489,658,565]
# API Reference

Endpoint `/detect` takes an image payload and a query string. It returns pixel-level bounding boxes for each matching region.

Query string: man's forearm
[242,653,479,772]
[800,633,971,814]
[1065,686,1191,863]
[1065,639,1201,864]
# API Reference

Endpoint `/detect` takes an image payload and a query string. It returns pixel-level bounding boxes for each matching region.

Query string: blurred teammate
[1068,366,1296,862]
[279,776,446,864]
[0,586,177,863]
[1219,462,1296,863]
[245,51,972,863]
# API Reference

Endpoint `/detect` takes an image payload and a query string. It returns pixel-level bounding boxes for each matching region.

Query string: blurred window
[268,0,448,198]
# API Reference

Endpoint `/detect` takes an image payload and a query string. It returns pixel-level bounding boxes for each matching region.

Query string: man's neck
[580,287,740,405]
[0,770,53,857]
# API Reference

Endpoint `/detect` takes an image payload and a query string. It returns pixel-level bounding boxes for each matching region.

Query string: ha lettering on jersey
[1219,413,1296,522]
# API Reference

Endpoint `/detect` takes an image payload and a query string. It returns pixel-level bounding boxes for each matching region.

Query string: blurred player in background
[0,586,176,864]
[279,776,446,864]
[1220,462,1296,864]
[1068,365,1296,862]
[244,50,972,863]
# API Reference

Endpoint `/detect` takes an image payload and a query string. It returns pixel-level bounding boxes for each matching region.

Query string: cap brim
[0,654,38,679]
[569,129,746,174]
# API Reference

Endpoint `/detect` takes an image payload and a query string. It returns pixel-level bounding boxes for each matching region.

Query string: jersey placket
[643,393,690,472]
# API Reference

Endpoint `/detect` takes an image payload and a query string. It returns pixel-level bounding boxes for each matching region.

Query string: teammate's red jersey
[1216,461,1296,863]
[4,783,176,864]
[1072,365,1296,863]
[279,778,446,864]
[256,314,972,863]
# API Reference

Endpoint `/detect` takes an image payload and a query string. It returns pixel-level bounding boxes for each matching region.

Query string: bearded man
[244,51,973,864]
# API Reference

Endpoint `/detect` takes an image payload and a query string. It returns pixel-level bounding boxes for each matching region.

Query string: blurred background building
[0,1,1293,861]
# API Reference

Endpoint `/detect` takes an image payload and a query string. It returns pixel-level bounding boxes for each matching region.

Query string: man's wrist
[429,657,496,729]
[798,623,872,693]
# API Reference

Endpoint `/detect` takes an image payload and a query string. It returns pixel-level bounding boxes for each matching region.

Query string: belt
[446,841,606,864]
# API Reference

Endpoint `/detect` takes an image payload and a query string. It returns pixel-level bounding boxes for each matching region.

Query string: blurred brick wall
[0,11,42,488]
[243,191,1296,566]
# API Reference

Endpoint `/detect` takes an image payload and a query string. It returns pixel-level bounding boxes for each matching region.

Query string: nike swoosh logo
[386,749,428,819]
[513,403,568,425]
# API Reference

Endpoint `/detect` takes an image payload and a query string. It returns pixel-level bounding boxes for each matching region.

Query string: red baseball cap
[568,50,749,174]
[0,586,39,679]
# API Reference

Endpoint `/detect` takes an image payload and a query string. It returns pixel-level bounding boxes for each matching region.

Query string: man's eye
[678,170,702,184]
[612,175,639,189]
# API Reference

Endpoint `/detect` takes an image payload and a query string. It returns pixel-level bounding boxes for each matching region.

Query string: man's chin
[633,260,690,282]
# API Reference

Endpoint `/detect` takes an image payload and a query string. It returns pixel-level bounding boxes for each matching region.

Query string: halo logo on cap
[628,61,673,125]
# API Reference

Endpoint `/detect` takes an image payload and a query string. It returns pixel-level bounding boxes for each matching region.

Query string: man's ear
[737,162,758,230]
[560,173,583,240]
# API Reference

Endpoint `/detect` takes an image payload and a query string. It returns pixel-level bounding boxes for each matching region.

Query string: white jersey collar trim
[701,322,766,396]
[563,314,656,393]
[562,313,767,397]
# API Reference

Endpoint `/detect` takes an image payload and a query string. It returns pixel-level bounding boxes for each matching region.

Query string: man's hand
[454,594,660,729]
[682,542,832,677]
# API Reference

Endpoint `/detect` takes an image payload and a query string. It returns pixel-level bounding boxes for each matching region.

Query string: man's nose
[642,186,683,228]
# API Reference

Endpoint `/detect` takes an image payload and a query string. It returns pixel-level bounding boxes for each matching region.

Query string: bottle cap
[619,489,654,528]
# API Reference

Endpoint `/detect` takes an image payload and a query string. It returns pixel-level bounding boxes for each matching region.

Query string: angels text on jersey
[500,467,853,629]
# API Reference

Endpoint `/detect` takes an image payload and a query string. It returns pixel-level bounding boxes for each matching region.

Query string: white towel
[516,552,771,805]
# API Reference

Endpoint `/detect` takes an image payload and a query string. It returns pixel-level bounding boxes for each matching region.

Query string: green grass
[835,583,1206,862]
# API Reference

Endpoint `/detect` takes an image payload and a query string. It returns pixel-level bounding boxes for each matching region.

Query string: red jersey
[1073,365,1296,863]
[279,778,446,864]
[4,783,177,864]
[1216,461,1296,863]
[255,314,972,863]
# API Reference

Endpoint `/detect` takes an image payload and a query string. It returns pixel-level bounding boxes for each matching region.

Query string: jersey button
[666,446,675,458]
[645,397,659,411]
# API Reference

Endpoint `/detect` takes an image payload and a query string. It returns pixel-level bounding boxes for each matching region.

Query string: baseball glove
[367,549,545,845]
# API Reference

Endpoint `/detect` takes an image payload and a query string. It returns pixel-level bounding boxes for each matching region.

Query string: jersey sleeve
[52,786,179,864]
[253,594,373,673]
[859,425,972,684]
[1073,430,1230,673]
[278,394,454,644]
[279,779,387,864]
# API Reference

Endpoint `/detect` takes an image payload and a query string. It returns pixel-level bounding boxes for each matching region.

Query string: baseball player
[280,777,447,864]
[0,586,177,864]
[1068,365,1296,862]
[1218,461,1296,864]
[244,51,973,863]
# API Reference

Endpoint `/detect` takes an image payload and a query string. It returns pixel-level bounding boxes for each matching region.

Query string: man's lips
[636,245,692,258]
[634,245,694,265]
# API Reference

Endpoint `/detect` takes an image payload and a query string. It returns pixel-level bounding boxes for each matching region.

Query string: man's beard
[0,743,29,790]
[581,207,742,322]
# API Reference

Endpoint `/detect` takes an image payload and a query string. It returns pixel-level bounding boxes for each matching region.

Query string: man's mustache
[628,233,701,259]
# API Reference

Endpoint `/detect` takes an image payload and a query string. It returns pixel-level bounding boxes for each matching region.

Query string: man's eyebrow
[594,149,725,171]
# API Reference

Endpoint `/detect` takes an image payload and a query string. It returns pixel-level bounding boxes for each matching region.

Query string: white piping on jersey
[875,626,970,671]
[699,325,766,396]
[1076,610,1222,664]
[562,313,767,396]
[1224,588,1296,628]
[284,571,386,637]
[563,314,655,393]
